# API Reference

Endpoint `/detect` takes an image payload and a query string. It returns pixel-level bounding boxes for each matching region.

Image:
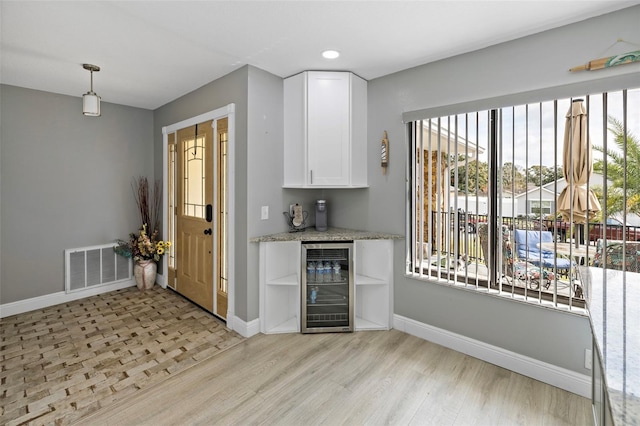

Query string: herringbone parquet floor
[0,286,244,425]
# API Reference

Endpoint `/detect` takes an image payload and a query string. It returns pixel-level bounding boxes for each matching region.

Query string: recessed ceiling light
[322,50,340,59]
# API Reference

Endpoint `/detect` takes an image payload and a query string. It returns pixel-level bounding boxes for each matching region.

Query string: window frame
[405,87,640,312]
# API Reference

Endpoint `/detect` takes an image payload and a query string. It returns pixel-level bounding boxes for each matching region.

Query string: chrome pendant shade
[82,64,101,116]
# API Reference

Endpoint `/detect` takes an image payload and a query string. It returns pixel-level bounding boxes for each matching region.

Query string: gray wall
[0,85,154,303]
[327,6,640,375]
[153,66,257,320]
[246,66,286,321]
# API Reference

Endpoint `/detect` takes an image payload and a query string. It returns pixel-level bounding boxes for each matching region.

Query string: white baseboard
[156,272,166,288]
[229,315,260,338]
[0,279,136,318]
[4,287,588,397]
[393,314,591,398]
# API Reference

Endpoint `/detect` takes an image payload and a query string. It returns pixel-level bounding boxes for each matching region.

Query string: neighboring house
[513,173,640,226]
[514,184,560,217]
[449,191,518,217]
[514,174,605,217]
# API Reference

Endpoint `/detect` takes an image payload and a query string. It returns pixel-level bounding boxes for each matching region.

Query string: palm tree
[592,116,640,217]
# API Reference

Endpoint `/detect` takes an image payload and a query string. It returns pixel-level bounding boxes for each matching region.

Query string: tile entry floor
[1,286,244,425]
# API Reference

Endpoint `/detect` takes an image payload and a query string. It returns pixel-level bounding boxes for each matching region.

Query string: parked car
[465,213,487,234]
[543,214,572,241]
[589,218,640,242]
[542,215,640,242]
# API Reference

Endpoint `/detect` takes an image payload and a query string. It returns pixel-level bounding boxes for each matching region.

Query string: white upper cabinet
[284,71,367,188]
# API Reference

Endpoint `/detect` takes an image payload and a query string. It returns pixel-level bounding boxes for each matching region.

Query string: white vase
[134,260,157,290]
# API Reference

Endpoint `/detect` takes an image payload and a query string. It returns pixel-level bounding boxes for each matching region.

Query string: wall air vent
[65,243,132,293]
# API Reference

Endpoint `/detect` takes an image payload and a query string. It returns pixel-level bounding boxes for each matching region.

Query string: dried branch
[132,176,162,233]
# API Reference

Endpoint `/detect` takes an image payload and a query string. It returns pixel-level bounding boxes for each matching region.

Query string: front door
[167,117,229,319]
[176,121,214,312]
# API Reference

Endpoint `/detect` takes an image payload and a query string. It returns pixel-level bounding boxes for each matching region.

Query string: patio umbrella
[557,99,601,246]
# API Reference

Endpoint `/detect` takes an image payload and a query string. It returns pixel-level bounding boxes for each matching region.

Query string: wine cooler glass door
[302,243,354,333]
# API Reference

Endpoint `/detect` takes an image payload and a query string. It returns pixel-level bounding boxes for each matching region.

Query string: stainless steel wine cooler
[301,242,354,333]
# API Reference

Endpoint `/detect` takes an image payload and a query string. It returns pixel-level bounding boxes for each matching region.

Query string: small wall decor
[381,131,389,174]
[570,39,640,72]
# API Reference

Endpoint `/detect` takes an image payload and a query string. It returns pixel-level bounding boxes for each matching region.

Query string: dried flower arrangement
[114,224,170,262]
[114,176,168,262]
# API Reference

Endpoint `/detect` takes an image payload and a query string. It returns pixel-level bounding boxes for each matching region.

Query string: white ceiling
[2,1,638,110]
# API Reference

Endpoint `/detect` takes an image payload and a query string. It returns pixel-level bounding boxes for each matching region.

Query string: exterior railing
[420,211,637,305]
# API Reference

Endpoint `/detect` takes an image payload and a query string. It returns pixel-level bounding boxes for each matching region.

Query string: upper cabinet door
[307,72,350,186]
[284,71,367,188]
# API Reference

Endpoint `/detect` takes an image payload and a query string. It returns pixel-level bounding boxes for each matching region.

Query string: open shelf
[354,240,392,331]
[260,241,300,334]
[267,273,298,286]
[268,317,299,334]
[355,316,386,330]
[263,283,299,334]
[355,273,386,286]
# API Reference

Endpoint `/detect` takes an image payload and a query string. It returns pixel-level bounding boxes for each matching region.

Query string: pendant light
[82,64,101,116]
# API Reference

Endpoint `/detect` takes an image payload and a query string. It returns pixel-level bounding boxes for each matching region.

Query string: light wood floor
[79,330,592,426]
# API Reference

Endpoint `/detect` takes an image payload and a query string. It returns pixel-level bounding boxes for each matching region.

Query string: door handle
[206,204,213,222]
[204,228,212,235]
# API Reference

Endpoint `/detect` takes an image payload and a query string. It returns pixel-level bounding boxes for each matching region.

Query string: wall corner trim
[230,316,260,338]
[393,314,590,398]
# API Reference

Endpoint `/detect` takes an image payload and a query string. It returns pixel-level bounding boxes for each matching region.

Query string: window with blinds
[407,88,640,311]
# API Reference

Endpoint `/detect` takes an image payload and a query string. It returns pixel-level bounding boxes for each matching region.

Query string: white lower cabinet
[354,239,393,330]
[259,239,392,334]
[259,241,300,334]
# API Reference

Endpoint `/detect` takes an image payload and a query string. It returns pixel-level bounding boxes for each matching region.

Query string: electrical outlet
[585,349,592,370]
[261,206,269,220]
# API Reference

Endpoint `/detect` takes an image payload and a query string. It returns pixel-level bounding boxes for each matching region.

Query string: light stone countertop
[249,227,403,243]
[583,267,640,425]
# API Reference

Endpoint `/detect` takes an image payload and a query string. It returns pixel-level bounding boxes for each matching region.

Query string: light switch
[261,206,269,220]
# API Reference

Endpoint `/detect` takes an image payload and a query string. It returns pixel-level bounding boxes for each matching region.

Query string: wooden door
[176,122,214,311]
